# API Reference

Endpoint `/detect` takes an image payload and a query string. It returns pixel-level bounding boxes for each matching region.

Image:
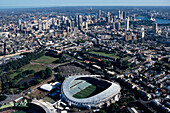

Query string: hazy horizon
[0,0,170,9]
[0,5,170,10]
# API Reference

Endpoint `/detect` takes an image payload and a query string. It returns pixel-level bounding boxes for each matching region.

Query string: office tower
[71,21,75,27]
[118,10,121,19]
[123,12,126,19]
[113,16,117,22]
[112,22,115,30]
[45,21,49,30]
[18,19,22,31]
[66,19,71,27]
[78,15,83,28]
[115,22,120,30]
[141,27,145,38]
[165,32,169,38]
[20,24,24,31]
[52,18,55,26]
[153,23,158,33]
[98,10,101,19]
[42,22,46,30]
[121,11,123,19]
[18,19,21,26]
[125,17,129,30]
[57,19,61,26]
[24,21,27,29]
[38,20,42,31]
[106,12,111,23]
[85,22,88,30]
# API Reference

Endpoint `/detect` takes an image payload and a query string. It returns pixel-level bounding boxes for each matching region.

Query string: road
[0,50,34,60]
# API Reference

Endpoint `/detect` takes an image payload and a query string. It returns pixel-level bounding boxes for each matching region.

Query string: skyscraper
[98,10,101,19]
[52,18,55,26]
[18,19,22,31]
[115,22,120,30]
[78,15,83,29]
[141,27,145,38]
[18,19,21,26]
[106,12,111,23]
[125,17,129,30]
[112,22,115,30]
[121,11,123,19]
[118,10,121,19]
[38,19,42,31]
[123,12,126,19]
[152,23,158,33]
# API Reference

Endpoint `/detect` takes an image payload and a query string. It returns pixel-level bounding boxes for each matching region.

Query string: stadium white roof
[40,84,53,92]
[31,100,56,113]
[40,82,61,92]
[61,75,121,106]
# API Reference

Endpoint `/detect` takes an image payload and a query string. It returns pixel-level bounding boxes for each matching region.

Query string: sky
[0,0,170,8]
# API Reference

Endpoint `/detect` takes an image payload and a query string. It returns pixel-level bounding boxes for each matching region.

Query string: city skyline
[0,0,170,9]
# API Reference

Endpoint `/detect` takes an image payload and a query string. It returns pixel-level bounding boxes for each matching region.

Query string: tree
[23,82,29,89]
[99,110,106,113]
[0,95,7,101]
[39,70,46,78]
[45,67,52,78]
[110,103,120,112]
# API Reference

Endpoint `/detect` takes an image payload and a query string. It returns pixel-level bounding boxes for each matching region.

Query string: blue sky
[0,0,170,8]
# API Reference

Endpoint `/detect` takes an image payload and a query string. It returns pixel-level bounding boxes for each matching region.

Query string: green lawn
[43,96,55,104]
[9,64,47,79]
[0,102,14,109]
[89,51,120,59]
[73,85,96,99]
[122,56,131,61]
[33,55,58,64]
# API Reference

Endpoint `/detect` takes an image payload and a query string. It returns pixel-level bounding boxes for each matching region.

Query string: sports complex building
[61,75,121,109]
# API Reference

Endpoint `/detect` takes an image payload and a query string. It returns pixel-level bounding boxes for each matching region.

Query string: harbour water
[136,16,170,24]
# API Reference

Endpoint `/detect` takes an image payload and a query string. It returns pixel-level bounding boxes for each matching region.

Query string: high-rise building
[120,11,123,19]
[85,22,88,30]
[45,21,49,30]
[118,10,121,19]
[57,19,61,26]
[123,12,126,19]
[112,22,115,30]
[38,20,42,31]
[78,15,83,28]
[152,23,158,33]
[141,27,145,38]
[18,19,21,26]
[52,18,55,26]
[18,19,22,31]
[125,17,129,30]
[98,10,101,19]
[115,22,120,30]
[106,12,111,23]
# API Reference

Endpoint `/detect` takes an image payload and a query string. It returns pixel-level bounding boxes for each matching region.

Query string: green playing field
[73,85,97,99]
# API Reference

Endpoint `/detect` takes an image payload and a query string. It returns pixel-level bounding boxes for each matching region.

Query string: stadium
[61,75,121,109]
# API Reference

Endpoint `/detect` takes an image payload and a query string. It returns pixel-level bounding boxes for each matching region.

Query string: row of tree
[14,70,35,80]
[45,51,59,58]
[35,67,52,79]
[0,48,44,72]
[2,67,52,94]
